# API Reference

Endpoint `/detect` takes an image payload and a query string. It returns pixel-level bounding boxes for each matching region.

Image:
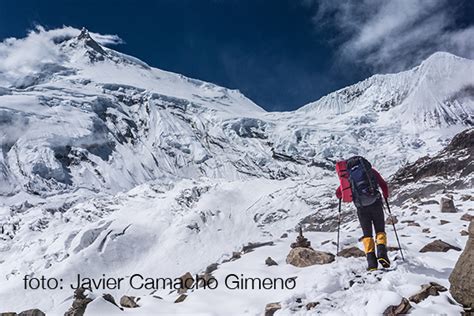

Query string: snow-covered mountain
[0,27,472,315]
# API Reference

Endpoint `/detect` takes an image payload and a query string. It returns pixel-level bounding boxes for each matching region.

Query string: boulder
[18,311,45,316]
[386,216,398,225]
[242,241,274,253]
[264,302,281,316]
[439,220,450,225]
[408,282,447,303]
[205,263,219,274]
[102,294,122,310]
[306,302,319,310]
[286,247,335,267]
[265,257,278,266]
[461,230,469,236]
[419,239,461,253]
[383,298,411,316]
[174,294,187,303]
[337,246,365,258]
[65,288,93,316]
[178,272,194,294]
[449,220,474,308]
[440,196,456,213]
[461,213,473,221]
[280,233,288,238]
[120,295,139,308]
[422,228,430,233]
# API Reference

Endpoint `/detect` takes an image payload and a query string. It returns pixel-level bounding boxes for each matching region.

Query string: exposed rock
[223,251,242,263]
[408,282,447,303]
[264,302,281,316]
[102,294,122,310]
[337,246,365,258]
[242,241,274,253]
[175,294,187,303]
[18,310,45,316]
[390,129,474,205]
[422,228,431,233]
[280,233,288,238]
[420,239,461,253]
[65,287,93,316]
[205,263,219,274]
[383,297,412,316]
[290,227,311,249]
[178,272,195,294]
[265,257,278,266]
[120,295,139,308]
[449,220,474,308]
[461,230,469,236]
[440,220,450,225]
[306,302,319,310]
[420,199,439,205]
[441,196,457,213]
[387,246,400,252]
[461,194,472,201]
[0,313,17,316]
[386,216,398,225]
[407,222,421,227]
[461,213,474,221]
[286,247,335,267]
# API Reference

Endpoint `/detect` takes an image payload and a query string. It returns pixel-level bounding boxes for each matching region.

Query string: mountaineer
[335,156,390,271]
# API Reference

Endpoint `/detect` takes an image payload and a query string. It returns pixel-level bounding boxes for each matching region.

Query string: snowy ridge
[0,27,473,314]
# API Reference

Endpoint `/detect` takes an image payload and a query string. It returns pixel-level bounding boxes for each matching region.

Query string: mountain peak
[73,27,108,60]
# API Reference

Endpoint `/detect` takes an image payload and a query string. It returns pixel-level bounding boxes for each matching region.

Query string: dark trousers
[356,199,385,238]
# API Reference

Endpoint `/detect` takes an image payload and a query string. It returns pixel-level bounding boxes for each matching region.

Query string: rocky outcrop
[449,220,474,309]
[390,128,474,204]
[337,246,365,258]
[264,302,281,316]
[265,257,278,266]
[408,282,447,303]
[0,311,45,316]
[385,216,398,225]
[174,294,187,303]
[461,213,474,221]
[382,298,411,316]
[119,295,139,308]
[419,239,461,253]
[102,294,122,310]
[64,288,93,316]
[286,247,335,267]
[18,310,45,316]
[178,272,195,294]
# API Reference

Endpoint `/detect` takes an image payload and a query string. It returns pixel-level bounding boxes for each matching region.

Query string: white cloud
[312,0,474,72]
[0,26,123,85]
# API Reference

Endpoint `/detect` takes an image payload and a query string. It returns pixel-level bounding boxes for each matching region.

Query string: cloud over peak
[312,0,474,73]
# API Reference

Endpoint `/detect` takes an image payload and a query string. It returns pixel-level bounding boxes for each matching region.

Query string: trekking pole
[384,197,405,261]
[337,198,342,255]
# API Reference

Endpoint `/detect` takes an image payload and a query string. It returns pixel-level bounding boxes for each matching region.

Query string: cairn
[290,226,311,249]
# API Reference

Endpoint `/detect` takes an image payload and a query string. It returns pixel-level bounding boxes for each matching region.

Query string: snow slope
[0,27,473,314]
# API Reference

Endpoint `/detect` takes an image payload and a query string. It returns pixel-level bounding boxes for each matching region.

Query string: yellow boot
[376,232,390,268]
[362,237,377,271]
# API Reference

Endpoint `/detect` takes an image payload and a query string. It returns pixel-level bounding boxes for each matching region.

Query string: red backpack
[336,160,352,202]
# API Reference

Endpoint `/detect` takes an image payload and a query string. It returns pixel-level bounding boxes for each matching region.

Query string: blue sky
[1,0,473,111]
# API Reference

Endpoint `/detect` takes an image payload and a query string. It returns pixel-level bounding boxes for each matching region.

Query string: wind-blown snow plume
[0,26,122,84]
